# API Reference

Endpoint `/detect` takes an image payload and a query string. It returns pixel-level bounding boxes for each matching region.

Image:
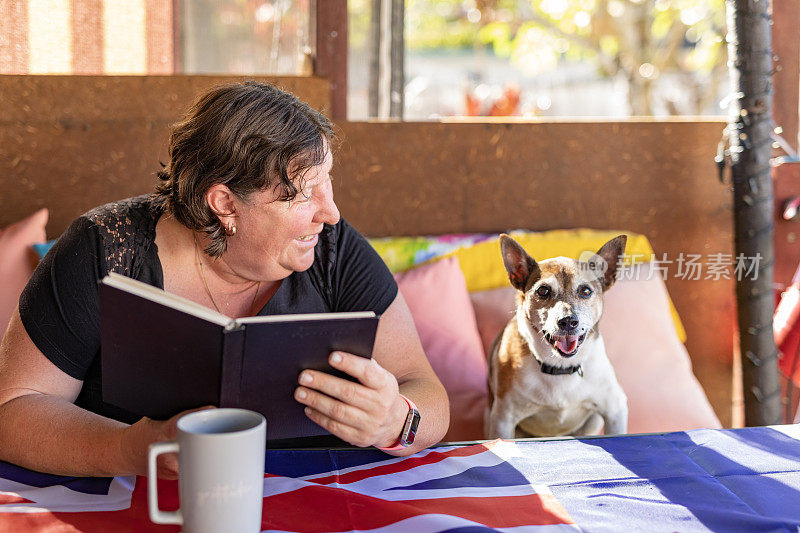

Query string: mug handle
[147,440,182,525]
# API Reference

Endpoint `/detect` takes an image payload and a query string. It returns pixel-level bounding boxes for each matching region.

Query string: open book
[99,273,379,442]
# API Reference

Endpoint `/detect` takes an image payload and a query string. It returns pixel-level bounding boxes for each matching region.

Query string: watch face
[402,409,421,446]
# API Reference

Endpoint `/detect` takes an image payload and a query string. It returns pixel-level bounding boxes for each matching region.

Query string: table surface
[0,425,798,532]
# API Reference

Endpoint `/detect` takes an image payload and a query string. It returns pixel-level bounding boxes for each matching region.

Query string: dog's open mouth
[543,332,586,357]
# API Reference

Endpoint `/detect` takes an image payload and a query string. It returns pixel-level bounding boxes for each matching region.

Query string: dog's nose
[557,315,579,331]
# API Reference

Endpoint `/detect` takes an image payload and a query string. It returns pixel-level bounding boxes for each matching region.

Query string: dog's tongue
[555,335,580,354]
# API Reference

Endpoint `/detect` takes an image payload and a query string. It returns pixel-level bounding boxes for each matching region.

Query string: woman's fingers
[153,405,215,479]
[121,405,216,477]
[156,453,179,480]
[301,406,372,447]
[328,352,392,391]
[297,353,396,409]
[294,381,388,446]
[295,352,403,447]
[162,405,216,440]
[294,384,369,428]
[299,369,367,406]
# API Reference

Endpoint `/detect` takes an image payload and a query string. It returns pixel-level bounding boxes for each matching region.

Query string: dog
[485,234,628,438]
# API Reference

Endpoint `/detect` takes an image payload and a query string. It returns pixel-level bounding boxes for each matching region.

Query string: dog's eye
[536,285,551,298]
[578,286,593,298]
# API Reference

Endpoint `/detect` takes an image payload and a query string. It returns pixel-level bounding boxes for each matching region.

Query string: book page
[102,272,233,327]
[235,311,376,326]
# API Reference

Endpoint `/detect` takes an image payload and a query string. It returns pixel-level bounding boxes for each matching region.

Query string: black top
[19,195,398,432]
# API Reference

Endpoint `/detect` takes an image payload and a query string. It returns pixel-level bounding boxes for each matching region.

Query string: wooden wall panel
[0,75,330,234]
[0,75,331,122]
[773,162,800,287]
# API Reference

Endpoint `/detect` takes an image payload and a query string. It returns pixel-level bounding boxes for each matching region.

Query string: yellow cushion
[443,229,652,292]
[371,229,686,343]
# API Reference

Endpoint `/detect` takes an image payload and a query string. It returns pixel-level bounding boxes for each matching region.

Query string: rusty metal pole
[725,0,781,425]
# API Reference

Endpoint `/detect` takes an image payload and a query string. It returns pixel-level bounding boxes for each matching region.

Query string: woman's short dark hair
[154,80,335,257]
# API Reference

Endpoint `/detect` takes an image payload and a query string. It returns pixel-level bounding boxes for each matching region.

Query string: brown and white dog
[485,234,629,438]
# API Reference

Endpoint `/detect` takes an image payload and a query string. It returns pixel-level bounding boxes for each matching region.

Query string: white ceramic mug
[148,408,266,533]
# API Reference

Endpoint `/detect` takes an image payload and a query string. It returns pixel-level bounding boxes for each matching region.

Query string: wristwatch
[378,394,421,451]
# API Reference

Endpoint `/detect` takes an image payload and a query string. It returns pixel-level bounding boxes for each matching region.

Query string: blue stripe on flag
[537,430,800,532]
[0,461,113,495]
[266,448,388,477]
[667,428,800,523]
[438,527,503,533]
[667,427,800,476]
[387,463,530,491]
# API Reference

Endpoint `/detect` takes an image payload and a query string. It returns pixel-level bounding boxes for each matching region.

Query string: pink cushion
[0,209,48,335]
[471,288,518,358]
[394,257,488,442]
[470,262,721,435]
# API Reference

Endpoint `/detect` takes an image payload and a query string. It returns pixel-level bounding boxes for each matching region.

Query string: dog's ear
[594,235,627,290]
[500,234,540,291]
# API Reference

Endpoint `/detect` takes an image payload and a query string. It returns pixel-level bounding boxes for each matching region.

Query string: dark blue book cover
[99,273,378,442]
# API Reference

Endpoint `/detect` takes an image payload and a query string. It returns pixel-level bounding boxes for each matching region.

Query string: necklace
[193,234,261,316]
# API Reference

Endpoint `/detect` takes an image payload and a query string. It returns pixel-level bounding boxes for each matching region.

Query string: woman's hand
[118,406,215,479]
[294,352,409,448]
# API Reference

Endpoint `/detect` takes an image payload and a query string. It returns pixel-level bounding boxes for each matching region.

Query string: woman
[0,81,449,478]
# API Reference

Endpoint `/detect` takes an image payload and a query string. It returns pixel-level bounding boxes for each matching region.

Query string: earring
[225,222,237,236]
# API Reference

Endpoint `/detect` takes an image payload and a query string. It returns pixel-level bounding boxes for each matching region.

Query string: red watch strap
[378,394,417,451]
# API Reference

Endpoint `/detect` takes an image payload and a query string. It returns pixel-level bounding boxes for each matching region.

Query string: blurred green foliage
[403,0,726,73]
[351,0,728,114]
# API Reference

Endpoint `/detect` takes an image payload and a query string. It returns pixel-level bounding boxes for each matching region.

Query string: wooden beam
[389,0,403,118]
[172,0,182,73]
[368,0,381,117]
[314,0,348,119]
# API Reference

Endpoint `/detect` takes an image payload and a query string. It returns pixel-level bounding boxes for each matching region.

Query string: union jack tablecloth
[1,425,799,532]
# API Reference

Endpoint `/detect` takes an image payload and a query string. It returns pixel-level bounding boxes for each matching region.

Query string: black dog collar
[538,360,584,377]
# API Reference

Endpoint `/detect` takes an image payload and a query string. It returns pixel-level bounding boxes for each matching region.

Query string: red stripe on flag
[311,443,492,485]
[0,477,178,532]
[0,493,34,504]
[403,493,574,527]
[261,483,573,532]
[0,468,573,532]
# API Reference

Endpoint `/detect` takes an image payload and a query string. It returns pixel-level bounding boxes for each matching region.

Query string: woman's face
[223,148,340,282]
